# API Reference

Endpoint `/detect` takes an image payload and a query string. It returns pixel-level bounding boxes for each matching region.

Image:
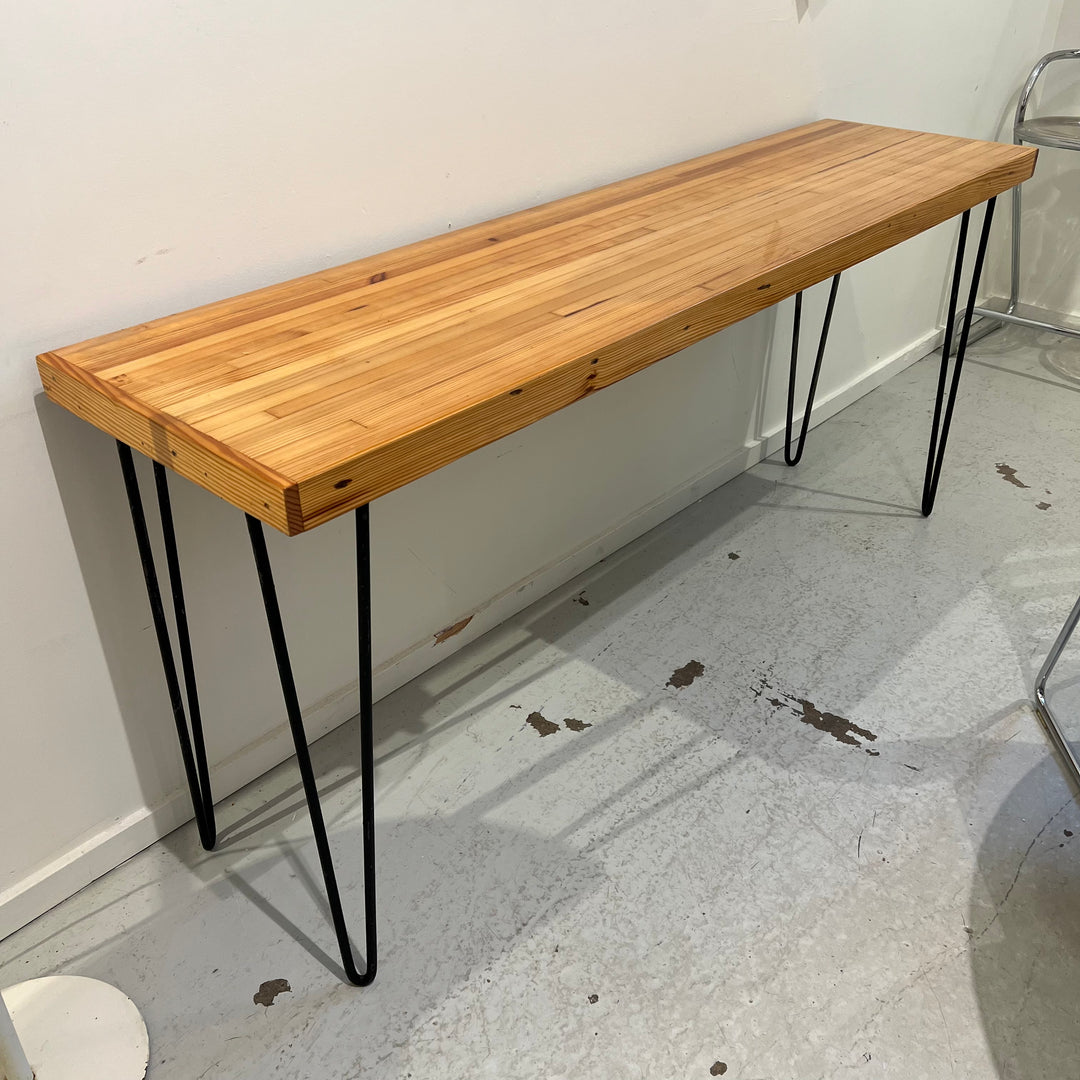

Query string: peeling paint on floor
[995,462,1029,488]
[759,681,877,750]
[667,660,705,689]
[526,711,559,737]
[253,979,291,1007]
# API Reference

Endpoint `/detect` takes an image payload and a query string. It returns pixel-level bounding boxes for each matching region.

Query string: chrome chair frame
[970,49,1080,339]
[1035,592,1080,787]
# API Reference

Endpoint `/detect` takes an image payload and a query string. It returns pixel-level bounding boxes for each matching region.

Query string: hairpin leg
[921,197,997,516]
[117,442,216,849]
[119,439,376,984]
[785,273,841,466]
[246,508,377,986]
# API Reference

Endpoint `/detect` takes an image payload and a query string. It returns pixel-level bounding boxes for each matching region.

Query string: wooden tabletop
[38,119,1036,535]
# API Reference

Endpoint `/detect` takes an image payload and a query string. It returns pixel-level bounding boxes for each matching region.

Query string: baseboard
[0,326,937,941]
[0,684,361,941]
[758,324,940,452]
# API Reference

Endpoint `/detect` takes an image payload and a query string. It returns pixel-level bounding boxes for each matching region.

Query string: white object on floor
[0,977,148,1080]
[0,986,32,1080]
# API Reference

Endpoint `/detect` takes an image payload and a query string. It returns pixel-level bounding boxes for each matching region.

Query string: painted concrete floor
[4,323,1080,1080]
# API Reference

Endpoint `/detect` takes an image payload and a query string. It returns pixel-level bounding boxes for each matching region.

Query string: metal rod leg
[785,273,841,466]
[1009,166,1022,312]
[921,197,997,517]
[153,462,215,842]
[246,510,377,986]
[117,442,216,849]
[1035,592,1080,786]
[355,505,378,979]
[924,211,969,494]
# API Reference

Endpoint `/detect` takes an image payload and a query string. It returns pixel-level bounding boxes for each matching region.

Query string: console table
[37,119,1037,985]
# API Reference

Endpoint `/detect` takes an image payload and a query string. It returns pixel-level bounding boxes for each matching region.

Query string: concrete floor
[3,323,1080,1080]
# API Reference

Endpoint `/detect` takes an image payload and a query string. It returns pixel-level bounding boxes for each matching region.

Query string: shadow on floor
[969,751,1080,1080]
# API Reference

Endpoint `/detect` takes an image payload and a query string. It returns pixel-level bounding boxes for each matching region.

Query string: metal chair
[971,50,1080,339]
[970,53,1080,787]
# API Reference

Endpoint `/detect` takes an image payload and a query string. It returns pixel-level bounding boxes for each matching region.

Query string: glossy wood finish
[38,120,1036,534]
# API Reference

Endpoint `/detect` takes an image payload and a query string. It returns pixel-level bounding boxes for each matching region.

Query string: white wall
[0,0,1064,937]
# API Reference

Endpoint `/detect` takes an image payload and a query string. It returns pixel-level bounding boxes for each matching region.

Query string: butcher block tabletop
[38,119,1036,535]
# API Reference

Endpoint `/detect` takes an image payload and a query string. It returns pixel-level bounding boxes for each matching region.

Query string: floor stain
[761,683,877,749]
[564,717,592,732]
[668,660,705,689]
[727,552,740,561]
[253,979,291,1007]
[526,712,560,737]
[794,696,876,748]
[1036,501,1052,510]
[1066,830,1074,838]
[710,1063,728,1076]
[434,615,473,644]
[995,462,1029,489]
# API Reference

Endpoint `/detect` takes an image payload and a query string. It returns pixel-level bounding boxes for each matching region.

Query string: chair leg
[117,442,216,849]
[1008,157,1023,314]
[785,273,841,466]
[246,509,377,986]
[1035,592,1080,786]
[921,197,997,517]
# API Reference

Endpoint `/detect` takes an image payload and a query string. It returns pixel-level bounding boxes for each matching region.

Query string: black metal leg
[120,440,376,984]
[921,197,997,516]
[924,210,971,504]
[247,509,377,986]
[117,442,216,849]
[785,273,841,466]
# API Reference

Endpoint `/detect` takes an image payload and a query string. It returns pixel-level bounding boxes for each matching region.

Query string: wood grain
[37,119,1037,534]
